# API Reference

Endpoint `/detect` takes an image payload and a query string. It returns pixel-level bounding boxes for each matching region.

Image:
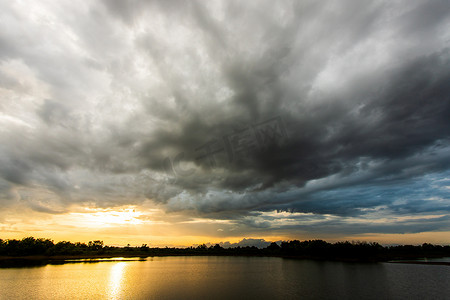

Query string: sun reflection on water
[108,262,127,299]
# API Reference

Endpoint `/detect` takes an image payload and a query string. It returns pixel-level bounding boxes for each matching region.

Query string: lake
[0,256,449,299]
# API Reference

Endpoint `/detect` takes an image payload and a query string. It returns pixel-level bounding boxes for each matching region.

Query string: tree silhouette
[0,236,449,263]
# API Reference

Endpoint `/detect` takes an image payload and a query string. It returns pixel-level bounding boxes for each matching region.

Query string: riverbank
[387,260,450,266]
[2,237,449,267]
[1,253,450,268]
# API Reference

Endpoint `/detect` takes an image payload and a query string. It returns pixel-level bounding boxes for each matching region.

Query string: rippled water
[0,256,449,299]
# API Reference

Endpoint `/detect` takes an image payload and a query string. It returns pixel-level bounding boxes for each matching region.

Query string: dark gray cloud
[0,0,449,238]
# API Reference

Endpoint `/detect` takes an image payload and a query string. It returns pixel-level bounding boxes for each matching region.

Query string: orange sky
[2,204,449,247]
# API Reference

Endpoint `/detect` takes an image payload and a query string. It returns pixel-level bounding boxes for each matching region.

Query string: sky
[0,0,450,247]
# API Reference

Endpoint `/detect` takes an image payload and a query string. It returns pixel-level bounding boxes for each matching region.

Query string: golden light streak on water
[108,262,127,299]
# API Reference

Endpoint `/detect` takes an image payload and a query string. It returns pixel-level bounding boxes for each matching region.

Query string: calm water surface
[0,256,449,299]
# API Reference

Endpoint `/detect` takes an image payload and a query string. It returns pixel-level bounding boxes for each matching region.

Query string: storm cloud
[1,0,449,240]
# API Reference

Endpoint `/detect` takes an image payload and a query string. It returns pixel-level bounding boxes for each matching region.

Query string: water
[0,256,449,299]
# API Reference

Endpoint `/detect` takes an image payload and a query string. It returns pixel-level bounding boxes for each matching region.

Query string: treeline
[267,240,450,261]
[0,237,107,256]
[1,237,450,262]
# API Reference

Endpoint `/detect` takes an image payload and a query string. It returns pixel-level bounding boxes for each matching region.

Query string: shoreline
[386,260,450,266]
[1,254,449,267]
